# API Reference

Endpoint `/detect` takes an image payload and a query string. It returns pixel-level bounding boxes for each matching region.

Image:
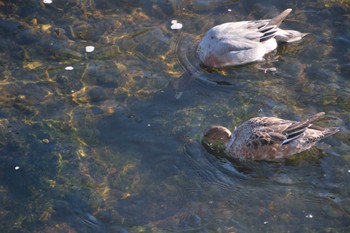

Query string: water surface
[0,0,350,232]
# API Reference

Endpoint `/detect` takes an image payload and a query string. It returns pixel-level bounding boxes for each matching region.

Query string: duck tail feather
[275,30,308,43]
[323,127,340,138]
[285,112,325,134]
[307,112,326,123]
[268,8,292,27]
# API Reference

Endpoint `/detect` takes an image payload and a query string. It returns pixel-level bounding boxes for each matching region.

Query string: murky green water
[0,0,350,232]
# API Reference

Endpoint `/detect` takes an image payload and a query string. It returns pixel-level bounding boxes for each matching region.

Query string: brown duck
[202,112,339,161]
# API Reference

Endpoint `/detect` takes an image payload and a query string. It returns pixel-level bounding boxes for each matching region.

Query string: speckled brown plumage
[203,112,339,161]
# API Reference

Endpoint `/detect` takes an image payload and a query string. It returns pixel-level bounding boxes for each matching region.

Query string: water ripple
[183,141,247,189]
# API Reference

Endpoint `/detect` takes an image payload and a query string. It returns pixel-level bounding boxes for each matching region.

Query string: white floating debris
[305,214,313,219]
[208,201,213,204]
[42,139,50,144]
[15,166,20,170]
[171,23,183,30]
[228,9,232,12]
[263,221,268,225]
[65,66,74,71]
[170,20,183,30]
[85,46,95,53]
[43,0,53,4]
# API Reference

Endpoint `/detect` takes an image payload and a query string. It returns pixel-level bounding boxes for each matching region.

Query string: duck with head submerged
[202,112,339,162]
[197,8,308,68]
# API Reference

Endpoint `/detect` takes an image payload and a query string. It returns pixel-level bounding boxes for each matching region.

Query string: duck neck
[225,134,235,149]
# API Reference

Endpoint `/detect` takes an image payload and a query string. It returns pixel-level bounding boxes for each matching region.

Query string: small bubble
[65,66,74,71]
[228,9,232,12]
[15,166,20,170]
[208,201,213,204]
[85,46,95,53]
[347,169,350,173]
[43,0,53,4]
[263,221,268,225]
[147,124,151,127]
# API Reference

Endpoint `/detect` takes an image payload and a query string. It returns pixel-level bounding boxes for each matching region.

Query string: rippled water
[0,0,350,232]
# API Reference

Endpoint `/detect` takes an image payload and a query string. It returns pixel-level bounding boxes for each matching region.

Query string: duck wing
[247,112,327,146]
[280,112,327,145]
[242,117,295,149]
[213,20,276,46]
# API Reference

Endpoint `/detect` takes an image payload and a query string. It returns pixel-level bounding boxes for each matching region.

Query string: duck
[197,8,308,68]
[202,112,339,161]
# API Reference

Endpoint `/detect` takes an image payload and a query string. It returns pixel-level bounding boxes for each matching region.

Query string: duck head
[202,125,232,153]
